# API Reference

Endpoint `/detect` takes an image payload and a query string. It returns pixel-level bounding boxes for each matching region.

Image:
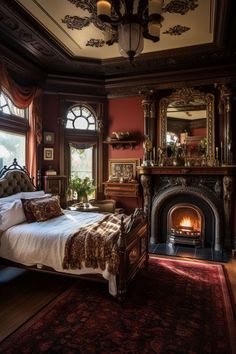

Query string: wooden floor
[0,257,235,343]
[224,257,236,310]
[0,268,73,342]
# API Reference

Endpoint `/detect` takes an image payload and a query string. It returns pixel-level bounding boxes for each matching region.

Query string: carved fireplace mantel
[137,165,236,176]
[137,165,236,250]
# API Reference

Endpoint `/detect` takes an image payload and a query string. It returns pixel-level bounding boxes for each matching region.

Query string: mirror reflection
[159,88,215,166]
[166,99,207,158]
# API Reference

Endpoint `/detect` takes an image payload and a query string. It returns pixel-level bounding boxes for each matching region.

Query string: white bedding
[0,210,117,296]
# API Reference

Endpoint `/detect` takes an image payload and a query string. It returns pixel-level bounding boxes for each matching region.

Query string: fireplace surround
[137,166,236,252]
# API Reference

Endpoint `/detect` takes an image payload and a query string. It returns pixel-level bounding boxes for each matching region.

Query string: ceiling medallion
[163,0,199,15]
[163,25,190,36]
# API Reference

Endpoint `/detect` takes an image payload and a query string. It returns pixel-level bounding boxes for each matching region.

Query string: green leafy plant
[68,177,95,202]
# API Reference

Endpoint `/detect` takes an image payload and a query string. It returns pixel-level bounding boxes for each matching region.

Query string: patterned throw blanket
[62,213,130,275]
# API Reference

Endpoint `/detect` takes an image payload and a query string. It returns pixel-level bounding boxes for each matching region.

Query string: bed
[0,160,148,300]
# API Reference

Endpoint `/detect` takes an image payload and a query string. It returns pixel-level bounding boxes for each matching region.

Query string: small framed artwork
[43,131,55,145]
[43,147,54,161]
[109,158,140,182]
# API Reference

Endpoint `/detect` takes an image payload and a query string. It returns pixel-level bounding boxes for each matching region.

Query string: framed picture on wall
[43,131,55,145]
[109,158,140,182]
[43,147,54,161]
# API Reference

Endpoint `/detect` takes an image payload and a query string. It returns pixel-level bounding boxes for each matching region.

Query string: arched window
[0,91,28,169]
[0,91,27,119]
[64,104,99,198]
[65,105,96,131]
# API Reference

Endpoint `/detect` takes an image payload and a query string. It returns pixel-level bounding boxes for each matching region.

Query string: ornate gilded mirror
[159,88,215,166]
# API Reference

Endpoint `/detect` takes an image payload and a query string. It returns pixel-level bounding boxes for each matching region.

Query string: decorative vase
[82,193,89,207]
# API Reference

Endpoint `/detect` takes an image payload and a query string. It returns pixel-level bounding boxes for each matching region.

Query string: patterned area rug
[1,257,235,354]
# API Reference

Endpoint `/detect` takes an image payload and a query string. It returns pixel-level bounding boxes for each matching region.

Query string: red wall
[108,96,144,212]
[41,94,60,173]
[190,127,206,136]
[108,96,144,160]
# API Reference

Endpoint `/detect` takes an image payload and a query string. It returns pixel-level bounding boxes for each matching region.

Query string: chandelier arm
[124,0,134,15]
[137,0,148,19]
[143,30,160,42]
[112,0,122,19]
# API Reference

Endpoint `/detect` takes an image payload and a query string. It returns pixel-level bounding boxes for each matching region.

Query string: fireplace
[167,204,203,247]
[151,183,218,249]
[138,166,236,252]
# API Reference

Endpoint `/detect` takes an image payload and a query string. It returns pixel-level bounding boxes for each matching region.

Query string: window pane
[88,124,95,130]
[0,92,27,119]
[0,130,25,170]
[70,146,93,180]
[66,120,73,129]
[74,117,88,130]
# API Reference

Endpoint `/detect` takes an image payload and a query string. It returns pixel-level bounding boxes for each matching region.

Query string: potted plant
[68,176,95,205]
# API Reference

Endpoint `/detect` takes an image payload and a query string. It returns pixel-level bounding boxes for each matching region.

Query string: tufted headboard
[0,159,35,198]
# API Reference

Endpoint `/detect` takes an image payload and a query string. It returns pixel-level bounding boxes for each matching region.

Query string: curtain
[0,59,42,181]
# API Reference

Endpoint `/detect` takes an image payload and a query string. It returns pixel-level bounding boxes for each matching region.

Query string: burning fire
[180,216,192,228]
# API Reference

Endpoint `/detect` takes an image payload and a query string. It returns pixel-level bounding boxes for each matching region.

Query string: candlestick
[215,147,219,166]
[153,147,155,164]
[149,0,163,15]
[220,141,223,164]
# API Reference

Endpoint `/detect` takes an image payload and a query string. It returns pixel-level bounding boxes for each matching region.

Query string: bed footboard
[117,210,148,301]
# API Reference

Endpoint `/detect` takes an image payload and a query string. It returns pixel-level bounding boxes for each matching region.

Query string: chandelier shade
[118,22,144,60]
[96,0,164,61]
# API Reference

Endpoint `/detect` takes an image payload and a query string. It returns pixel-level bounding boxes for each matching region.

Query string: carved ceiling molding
[0,1,68,66]
[0,0,235,86]
[0,12,54,58]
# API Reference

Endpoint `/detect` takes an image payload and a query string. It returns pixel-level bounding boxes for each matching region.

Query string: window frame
[0,91,28,120]
[64,103,100,198]
[65,103,97,132]
[0,91,29,168]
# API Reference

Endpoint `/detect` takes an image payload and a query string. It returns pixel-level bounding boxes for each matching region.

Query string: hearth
[167,204,203,247]
[138,166,236,252]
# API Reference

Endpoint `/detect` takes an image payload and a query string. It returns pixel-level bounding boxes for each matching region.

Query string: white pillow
[21,190,46,199]
[0,200,26,232]
[0,191,51,204]
[0,192,23,203]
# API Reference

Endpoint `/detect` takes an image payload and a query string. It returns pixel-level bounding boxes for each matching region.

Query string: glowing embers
[167,204,204,247]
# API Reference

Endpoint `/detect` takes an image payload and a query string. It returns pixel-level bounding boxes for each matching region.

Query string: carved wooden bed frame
[0,160,148,301]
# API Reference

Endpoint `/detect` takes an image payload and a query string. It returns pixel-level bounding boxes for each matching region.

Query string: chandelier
[97,0,164,61]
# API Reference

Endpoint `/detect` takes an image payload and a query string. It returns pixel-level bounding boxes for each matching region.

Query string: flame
[180,216,192,227]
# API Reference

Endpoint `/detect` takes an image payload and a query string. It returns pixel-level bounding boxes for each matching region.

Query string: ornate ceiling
[0,0,235,94]
[15,0,214,60]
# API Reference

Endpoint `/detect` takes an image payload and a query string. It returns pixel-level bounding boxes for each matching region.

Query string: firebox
[167,204,204,247]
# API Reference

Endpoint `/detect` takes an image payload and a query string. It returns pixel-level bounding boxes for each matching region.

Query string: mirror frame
[159,87,215,165]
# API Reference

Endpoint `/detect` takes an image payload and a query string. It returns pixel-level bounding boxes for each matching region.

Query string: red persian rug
[0,257,235,354]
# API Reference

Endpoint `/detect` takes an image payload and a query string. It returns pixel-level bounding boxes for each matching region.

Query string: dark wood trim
[0,113,29,133]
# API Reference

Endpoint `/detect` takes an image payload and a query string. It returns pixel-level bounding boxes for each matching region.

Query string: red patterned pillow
[21,198,39,223]
[29,195,64,222]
